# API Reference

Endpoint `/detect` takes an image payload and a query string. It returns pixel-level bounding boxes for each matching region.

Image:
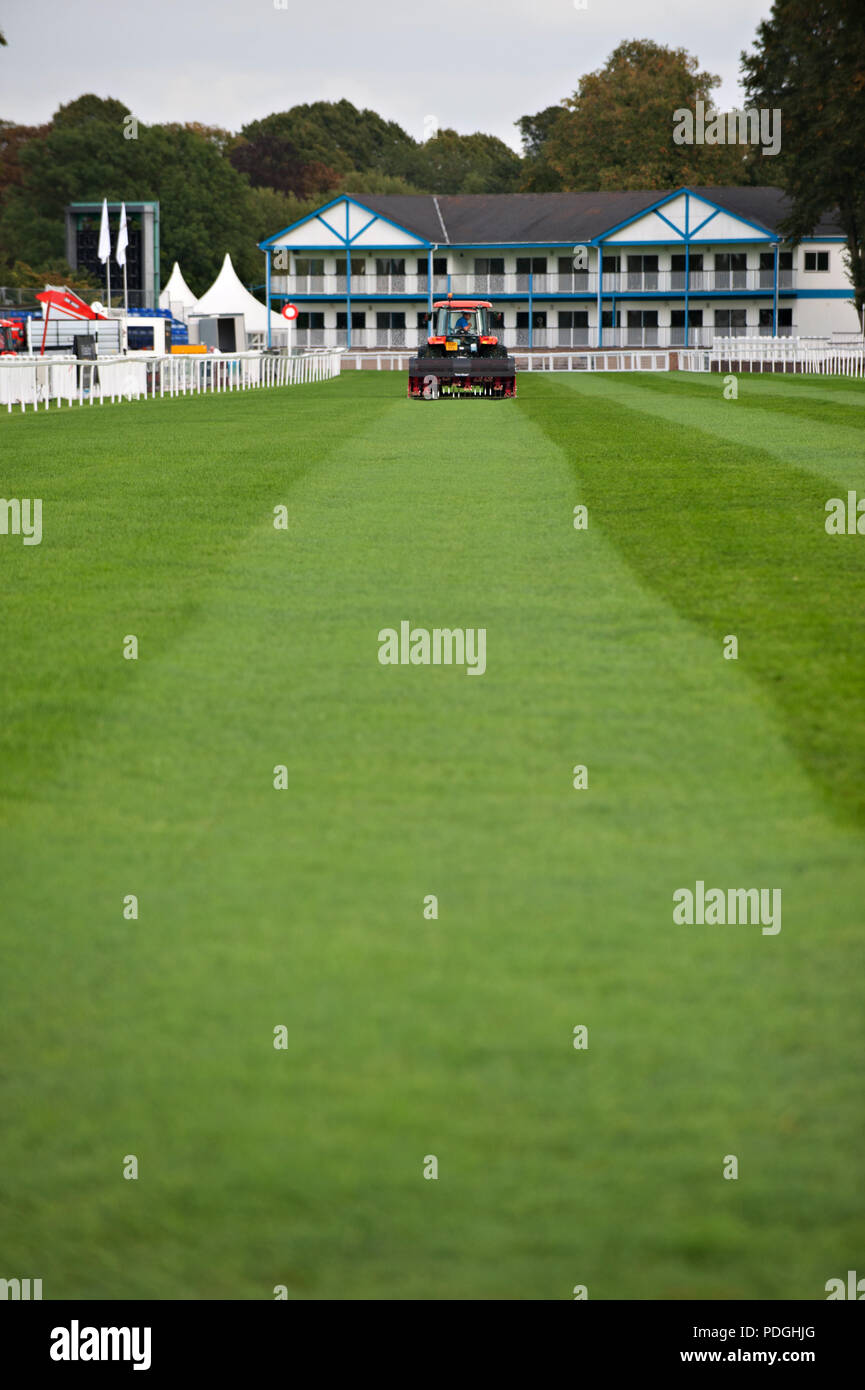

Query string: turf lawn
[1,369,863,1300]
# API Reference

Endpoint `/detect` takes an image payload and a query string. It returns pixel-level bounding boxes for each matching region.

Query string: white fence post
[0,349,344,411]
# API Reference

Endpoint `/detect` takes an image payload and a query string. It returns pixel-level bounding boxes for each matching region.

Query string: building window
[804,251,829,271]
[557,255,590,289]
[670,309,703,344]
[759,308,793,335]
[293,258,324,277]
[375,311,406,344]
[601,310,621,327]
[759,251,793,271]
[671,254,704,272]
[516,257,547,274]
[671,252,704,289]
[515,310,547,343]
[626,255,659,289]
[759,250,794,287]
[297,312,324,329]
[626,309,659,343]
[474,257,504,275]
[416,257,447,276]
[558,310,589,344]
[714,253,747,288]
[602,255,621,274]
[714,308,747,334]
[336,312,365,329]
[335,257,365,277]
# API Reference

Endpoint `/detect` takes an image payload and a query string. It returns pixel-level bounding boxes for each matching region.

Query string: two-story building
[259,186,858,351]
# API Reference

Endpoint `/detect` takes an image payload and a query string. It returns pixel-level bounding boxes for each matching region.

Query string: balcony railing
[288,324,793,351]
[271,269,798,298]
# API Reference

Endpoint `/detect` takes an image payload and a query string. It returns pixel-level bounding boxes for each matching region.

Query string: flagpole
[116,203,129,316]
[106,253,111,311]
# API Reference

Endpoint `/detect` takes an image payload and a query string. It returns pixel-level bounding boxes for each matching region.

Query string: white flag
[97,198,111,263]
[116,202,128,268]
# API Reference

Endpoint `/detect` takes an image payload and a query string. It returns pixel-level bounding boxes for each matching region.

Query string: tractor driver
[454,311,473,334]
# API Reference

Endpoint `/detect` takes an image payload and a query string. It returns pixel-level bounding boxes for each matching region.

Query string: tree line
[1,12,863,308]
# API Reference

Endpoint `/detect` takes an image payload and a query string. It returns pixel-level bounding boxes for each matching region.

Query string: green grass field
[1,369,863,1300]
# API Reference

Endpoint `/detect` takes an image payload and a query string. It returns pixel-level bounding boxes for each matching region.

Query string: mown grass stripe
[520,373,865,825]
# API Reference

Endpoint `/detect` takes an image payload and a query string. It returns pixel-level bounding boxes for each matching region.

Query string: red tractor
[408,296,516,399]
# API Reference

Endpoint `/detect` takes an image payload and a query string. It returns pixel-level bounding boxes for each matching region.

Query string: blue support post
[346,246,352,350]
[428,247,433,315]
[684,239,690,347]
[596,244,603,347]
[266,248,272,350]
[772,243,779,335]
[528,273,534,349]
[684,192,690,347]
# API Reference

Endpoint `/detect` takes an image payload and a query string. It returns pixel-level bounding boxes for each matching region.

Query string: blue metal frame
[266,247,272,349]
[684,193,689,345]
[528,273,533,348]
[596,246,603,347]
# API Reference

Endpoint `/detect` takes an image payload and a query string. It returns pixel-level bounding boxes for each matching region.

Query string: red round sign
[282,303,299,321]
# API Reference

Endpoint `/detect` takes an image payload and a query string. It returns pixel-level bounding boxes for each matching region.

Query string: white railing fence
[1,350,343,411]
[271,268,800,298]
[710,336,865,377]
[271,326,732,352]
[342,350,682,373]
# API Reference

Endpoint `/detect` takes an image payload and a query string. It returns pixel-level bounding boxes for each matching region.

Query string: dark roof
[350,188,843,244]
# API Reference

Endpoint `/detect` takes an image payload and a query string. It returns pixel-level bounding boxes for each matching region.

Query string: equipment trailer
[408,296,516,399]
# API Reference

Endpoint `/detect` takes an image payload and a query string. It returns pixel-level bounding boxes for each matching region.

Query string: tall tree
[544,40,755,190]
[238,102,419,185]
[742,0,865,314]
[0,120,50,202]
[410,129,522,193]
[515,105,567,190]
[230,130,339,199]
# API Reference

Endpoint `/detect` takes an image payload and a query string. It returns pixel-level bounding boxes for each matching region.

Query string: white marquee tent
[159,262,199,321]
[191,253,284,335]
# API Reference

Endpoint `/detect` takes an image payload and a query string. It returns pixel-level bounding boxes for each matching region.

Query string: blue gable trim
[259,195,432,250]
[599,188,776,243]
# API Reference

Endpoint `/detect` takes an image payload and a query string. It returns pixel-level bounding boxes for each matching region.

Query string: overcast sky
[1,0,774,151]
